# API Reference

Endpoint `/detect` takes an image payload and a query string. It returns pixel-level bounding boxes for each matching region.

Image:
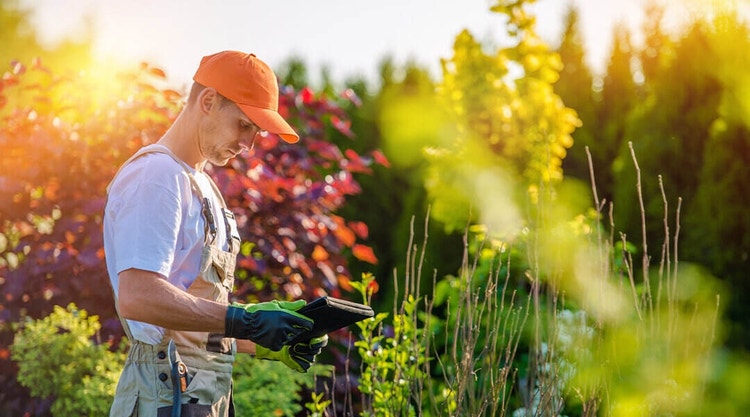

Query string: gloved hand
[225,300,313,351]
[255,335,328,373]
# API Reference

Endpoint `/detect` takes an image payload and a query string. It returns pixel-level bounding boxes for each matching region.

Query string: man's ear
[197,87,218,114]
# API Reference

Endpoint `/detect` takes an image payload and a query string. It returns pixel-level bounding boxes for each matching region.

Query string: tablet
[291,296,374,343]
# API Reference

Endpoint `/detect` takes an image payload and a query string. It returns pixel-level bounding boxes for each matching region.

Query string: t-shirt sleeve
[109,167,183,278]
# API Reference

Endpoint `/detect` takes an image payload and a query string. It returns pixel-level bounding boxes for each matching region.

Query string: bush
[232,353,332,416]
[11,304,125,416]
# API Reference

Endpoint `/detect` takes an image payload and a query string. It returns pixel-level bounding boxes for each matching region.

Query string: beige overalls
[108,145,241,417]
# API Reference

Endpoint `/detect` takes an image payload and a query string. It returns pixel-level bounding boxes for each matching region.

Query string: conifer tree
[555,5,598,184]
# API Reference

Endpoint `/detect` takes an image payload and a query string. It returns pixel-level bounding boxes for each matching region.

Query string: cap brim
[238,104,299,144]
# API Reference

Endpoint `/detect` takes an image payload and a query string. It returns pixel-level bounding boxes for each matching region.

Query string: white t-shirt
[104,145,233,344]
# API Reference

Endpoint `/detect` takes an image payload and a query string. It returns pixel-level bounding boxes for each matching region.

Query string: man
[104,51,326,416]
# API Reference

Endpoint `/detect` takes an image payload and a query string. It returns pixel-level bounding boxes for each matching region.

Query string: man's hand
[255,335,328,373]
[225,300,313,351]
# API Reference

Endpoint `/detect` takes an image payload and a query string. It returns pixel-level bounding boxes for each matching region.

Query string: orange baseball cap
[193,50,299,143]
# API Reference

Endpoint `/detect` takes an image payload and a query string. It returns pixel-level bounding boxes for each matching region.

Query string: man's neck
[157,112,206,171]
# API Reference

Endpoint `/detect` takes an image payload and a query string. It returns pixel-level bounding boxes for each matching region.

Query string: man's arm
[117,268,226,333]
[118,268,314,350]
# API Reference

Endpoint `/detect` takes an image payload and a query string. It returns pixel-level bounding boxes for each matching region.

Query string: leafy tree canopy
[424,0,579,234]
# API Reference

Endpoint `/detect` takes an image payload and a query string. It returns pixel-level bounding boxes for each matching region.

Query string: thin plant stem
[657,175,670,338]
[628,141,653,321]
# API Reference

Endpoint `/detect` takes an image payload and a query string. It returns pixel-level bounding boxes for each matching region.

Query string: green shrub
[11,303,125,416]
[232,352,332,417]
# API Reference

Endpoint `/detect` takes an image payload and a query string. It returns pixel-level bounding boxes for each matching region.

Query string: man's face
[199,96,263,166]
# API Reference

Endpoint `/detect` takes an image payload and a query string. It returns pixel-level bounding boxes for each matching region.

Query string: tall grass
[323,144,731,416]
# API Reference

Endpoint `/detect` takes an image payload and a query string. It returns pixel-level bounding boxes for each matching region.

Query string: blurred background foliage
[2,0,750,415]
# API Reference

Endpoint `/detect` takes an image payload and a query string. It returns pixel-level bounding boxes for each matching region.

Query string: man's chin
[208,157,231,166]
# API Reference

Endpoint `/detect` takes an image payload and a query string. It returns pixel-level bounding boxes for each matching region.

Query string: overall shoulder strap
[106,144,204,198]
[106,144,222,244]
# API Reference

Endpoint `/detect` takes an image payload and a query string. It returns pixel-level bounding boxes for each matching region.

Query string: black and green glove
[225,300,313,351]
[256,335,328,373]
